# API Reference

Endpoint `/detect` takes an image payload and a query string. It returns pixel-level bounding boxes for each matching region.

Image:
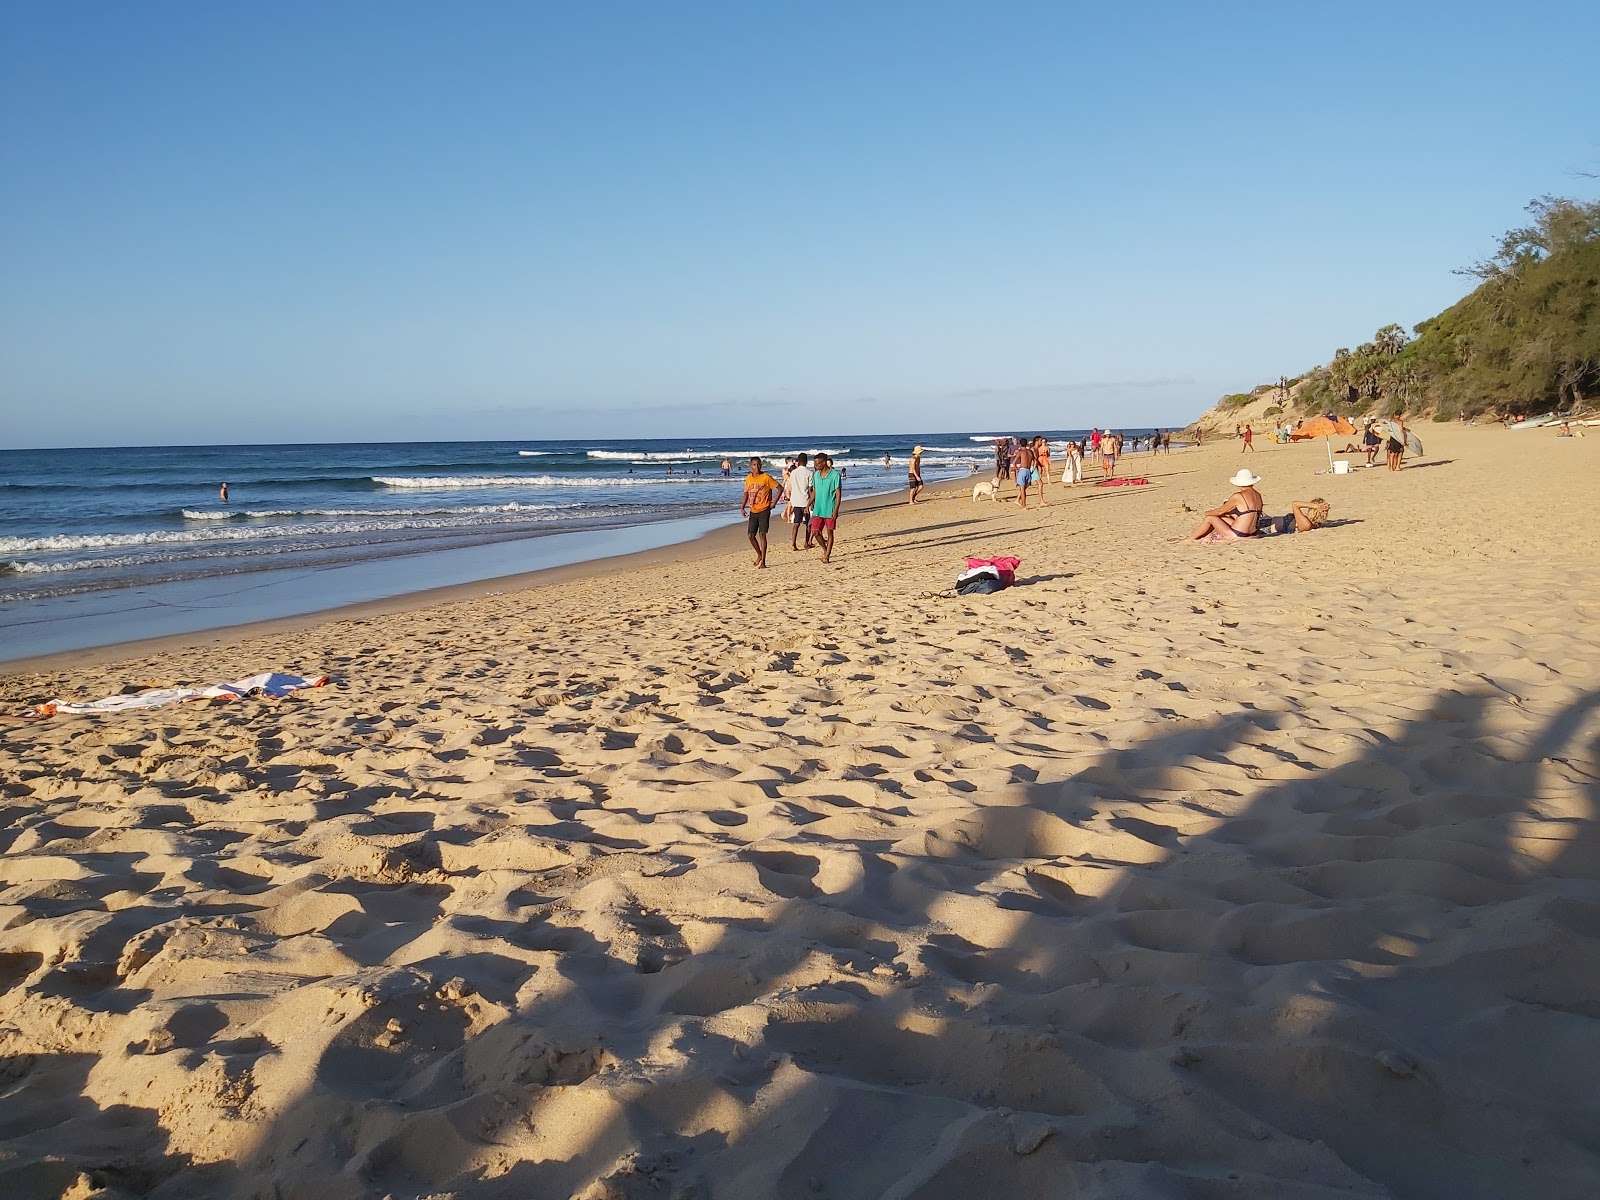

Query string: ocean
[2,431,1154,658]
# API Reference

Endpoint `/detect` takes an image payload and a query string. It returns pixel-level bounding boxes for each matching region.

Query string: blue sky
[2,2,1596,448]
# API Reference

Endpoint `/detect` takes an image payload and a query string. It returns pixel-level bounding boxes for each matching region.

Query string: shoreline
[0,474,969,677]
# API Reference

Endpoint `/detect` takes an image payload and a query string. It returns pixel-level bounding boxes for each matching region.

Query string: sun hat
[913,445,924,453]
[1229,469,1261,487]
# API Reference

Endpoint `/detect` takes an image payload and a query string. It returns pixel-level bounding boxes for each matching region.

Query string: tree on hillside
[1275,196,1600,419]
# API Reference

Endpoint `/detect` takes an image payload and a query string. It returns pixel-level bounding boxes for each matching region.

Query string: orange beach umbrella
[1289,416,1357,440]
[1291,416,1358,471]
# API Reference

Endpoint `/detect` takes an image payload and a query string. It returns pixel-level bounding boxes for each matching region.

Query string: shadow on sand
[1,685,1597,1198]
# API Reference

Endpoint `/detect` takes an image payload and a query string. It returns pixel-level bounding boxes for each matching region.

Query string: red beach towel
[966,556,1021,585]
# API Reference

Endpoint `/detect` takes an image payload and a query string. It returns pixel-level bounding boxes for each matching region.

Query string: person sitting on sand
[1263,498,1331,535]
[1189,469,1264,541]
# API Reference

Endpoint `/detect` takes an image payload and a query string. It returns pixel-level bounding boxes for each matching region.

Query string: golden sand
[2,425,1597,1198]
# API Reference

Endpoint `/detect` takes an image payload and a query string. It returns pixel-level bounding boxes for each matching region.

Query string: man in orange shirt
[741,456,780,569]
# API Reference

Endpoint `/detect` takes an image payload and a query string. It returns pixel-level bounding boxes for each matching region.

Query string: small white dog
[971,480,998,502]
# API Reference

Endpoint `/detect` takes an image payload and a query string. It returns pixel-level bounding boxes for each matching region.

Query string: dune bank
[1,425,1597,1198]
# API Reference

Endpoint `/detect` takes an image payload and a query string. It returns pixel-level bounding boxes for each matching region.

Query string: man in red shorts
[807,453,843,564]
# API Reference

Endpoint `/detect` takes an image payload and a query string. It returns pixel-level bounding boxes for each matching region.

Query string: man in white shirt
[787,453,814,551]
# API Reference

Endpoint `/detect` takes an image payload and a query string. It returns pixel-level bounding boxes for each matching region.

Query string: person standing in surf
[219,482,229,504]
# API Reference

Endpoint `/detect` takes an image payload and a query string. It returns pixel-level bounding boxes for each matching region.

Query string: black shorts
[746,509,771,535]
[790,507,809,525]
[1386,438,1403,454]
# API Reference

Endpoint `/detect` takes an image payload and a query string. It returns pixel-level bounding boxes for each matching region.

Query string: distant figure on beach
[1190,469,1264,541]
[883,453,891,469]
[1196,428,1204,447]
[787,453,813,550]
[219,482,229,504]
[1241,424,1254,453]
[1100,433,1118,480]
[741,456,779,569]
[721,458,731,477]
[993,438,1010,485]
[779,457,795,519]
[809,454,843,564]
[907,446,924,505]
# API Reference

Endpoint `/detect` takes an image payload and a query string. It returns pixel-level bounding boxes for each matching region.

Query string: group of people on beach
[741,454,843,569]
[985,429,1172,507]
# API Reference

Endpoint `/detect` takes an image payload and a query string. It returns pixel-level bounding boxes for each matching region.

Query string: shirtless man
[1012,440,1037,509]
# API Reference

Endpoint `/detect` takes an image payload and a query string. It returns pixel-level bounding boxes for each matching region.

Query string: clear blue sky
[3,1,1596,448]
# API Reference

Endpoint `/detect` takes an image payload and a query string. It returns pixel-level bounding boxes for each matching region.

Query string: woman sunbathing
[1189,469,1263,541]
[1264,498,1331,535]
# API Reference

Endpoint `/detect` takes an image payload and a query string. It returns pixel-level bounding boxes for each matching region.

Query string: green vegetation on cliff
[1288,197,1600,421]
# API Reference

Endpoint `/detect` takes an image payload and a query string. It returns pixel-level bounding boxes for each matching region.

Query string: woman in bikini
[1189,469,1264,541]
[1263,498,1330,535]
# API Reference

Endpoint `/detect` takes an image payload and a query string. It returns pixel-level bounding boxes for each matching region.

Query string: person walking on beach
[808,453,843,564]
[1241,424,1254,453]
[787,453,813,551]
[1100,433,1118,480]
[1064,439,1083,484]
[907,446,925,505]
[219,482,229,504]
[1031,436,1052,504]
[741,456,779,569]
[993,438,1010,487]
[1012,439,1037,508]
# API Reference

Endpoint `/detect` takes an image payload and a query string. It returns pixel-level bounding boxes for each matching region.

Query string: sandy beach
[2,424,1597,1198]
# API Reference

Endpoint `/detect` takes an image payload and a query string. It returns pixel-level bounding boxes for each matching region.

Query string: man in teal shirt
[807,453,843,564]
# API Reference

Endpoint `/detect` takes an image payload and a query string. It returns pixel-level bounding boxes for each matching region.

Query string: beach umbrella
[1290,416,1358,469]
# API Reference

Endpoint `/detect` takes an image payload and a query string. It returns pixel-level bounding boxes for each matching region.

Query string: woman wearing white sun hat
[1189,468,1264,541]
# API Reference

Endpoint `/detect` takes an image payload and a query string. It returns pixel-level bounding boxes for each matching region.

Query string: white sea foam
[182,503,566,520]
[584,449,848,463]
[833,454,982,468]
[0,507,586,558]
[516,450,552,456]
[375,474,702,489]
